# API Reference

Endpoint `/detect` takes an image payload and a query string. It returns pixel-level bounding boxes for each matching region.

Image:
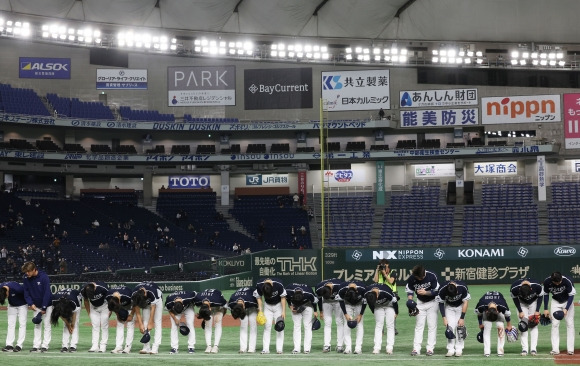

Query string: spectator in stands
[290,226,296,237]
[379,108,385,119]
[92,219,100,229]
[300,226,307,236]
[25,199,31,206]
[0,246,7,259]
[293,193,299,207]
[59,259,67,274]
[245,248,251,254]
[233,243,239,253]
[123,232,129,247]
[53,217,60,229]
[161,185,166,190]
[15,213,23,226]
[187,223,195,233]
[164,226,170,233]
[53,237,60,248]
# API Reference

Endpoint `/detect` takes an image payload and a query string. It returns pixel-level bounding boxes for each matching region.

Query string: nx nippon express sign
[167,66,236,106]
[244,68,312,110]
[482,95,561,124]
[19,57,71,79]
[400,88,478,108]
[168,175,211,188]
[322,69,390,111]
[97,69,147,90]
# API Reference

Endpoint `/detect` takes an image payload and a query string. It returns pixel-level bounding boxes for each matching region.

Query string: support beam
[394,0,417,18]
[313,0,330,16]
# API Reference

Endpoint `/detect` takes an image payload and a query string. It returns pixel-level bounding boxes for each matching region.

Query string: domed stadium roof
[2,0,577,44]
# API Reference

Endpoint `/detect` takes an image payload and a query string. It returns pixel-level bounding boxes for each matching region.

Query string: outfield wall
[50,246,580,293]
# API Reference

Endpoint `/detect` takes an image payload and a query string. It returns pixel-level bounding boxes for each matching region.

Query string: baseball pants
[6,304,27,348]
[291,305,314,353]
[413,299,438,353]
[343,303,364,353]
[322,300,344,349]
[89,302,109,351]
[373,305,396,353]
[519,302,538,353]
[239,308,257,353]
[61,308,81,349]
[169,307,195,350]
[262,302,284,353]
[114,309,135,352]
[204,307,224,348]
[550,299,575,354]
[32,306,52,349]
[482,312,506,355]
[141,298,163,353]
[444,304,465,354]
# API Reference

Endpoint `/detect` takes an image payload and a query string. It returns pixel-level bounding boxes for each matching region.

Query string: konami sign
[482,95,561,124]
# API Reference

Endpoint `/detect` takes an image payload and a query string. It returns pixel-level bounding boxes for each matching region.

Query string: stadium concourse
[1,1,580,363]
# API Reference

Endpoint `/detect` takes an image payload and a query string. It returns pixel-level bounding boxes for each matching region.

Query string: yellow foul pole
[320,98,325,279]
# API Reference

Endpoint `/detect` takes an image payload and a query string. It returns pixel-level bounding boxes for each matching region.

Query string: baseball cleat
[336,346,344,353]
[40,347,48,353]
[111,348,122,354]
[205,346,212,353]
[426,350,434,356]
[550,351,560,356]
[2,346,13,352]
[531,350,537,356]
[210,346,219,354]
[260,350,270,354]
[13,346,21,352]
[323,346,331,353]
[455,352,462,357]
[188,348,195,354]
[446,351,454,357]
[291,350,300,354]
[169,348,178,354]
[410,350,418,356]
[568,351,575,355]
[68,347,76,353]
[60,347,68,353]
[521,350,527,356]
[372,349,380,354]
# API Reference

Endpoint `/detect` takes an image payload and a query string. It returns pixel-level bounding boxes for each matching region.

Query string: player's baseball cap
[553,310,565,320]
[140,330,151,343]
[117,309,129,322]
[32,312,43,324]
[347,320,358,329]
[476,330,484,343]
[179,322,190,336]
[445,325,456,339]
[274,316,285,332]
[311,316,321,331]
[518,317,528,332]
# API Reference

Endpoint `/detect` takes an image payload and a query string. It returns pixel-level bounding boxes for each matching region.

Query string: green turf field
[0,285,575,365]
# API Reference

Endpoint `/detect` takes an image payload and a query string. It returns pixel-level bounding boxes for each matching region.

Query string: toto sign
[554,246,576,256]
[168,175,211,189]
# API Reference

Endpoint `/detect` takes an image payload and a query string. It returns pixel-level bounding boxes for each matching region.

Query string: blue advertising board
[19,57,71,79]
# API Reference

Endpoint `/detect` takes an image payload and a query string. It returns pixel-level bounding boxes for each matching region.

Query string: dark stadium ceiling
[3,0,580,68]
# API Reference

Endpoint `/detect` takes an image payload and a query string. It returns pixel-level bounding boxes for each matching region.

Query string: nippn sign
[482,95,561,124]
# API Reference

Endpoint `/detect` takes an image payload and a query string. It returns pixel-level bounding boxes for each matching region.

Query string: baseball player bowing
[286,283,319,354]
[436,280,470,357]
[21,261,52,353]
[254,278,287,354]
[165,290,197,354]
[405,265,440,356]
[1,281,27,352]
[337,280,367,354]
[194,288,227,354]
[363,283,398,355]
[474,291,515,357]
[227,287,259,353]
[314,278,345,353]
[81,281,109,353]
[543,271,576,355]
[131,281,163,354]
[106,285,135,354]
[510,278,543,356]
[50,288,82,353]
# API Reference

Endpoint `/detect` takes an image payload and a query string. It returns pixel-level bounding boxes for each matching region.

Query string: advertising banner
[97,69,147,89]
[19,57,70,79]
[482,95,561,124]
[473,161,517,176]
[168,175,211,188]
[252,250,319,285]
[245,174,289,186]
[321,69,390,111]
[167,66,236,106]
[244,68,312,110]
[537,155,546,201]
[376,161,385,205]
[323,169,366,184]
[399,88,478,108]
[563,93,580,149]
[400,108,478,127]
[414,163,455,177]
[298,170,307,206]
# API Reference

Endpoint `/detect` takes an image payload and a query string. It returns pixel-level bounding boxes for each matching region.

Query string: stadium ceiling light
[511,51,519,58]
[559,60,566,66]
[432,56,439,63]
[510,59,518,65]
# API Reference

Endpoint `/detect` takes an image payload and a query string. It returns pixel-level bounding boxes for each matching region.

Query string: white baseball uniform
[169,307,196,350]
